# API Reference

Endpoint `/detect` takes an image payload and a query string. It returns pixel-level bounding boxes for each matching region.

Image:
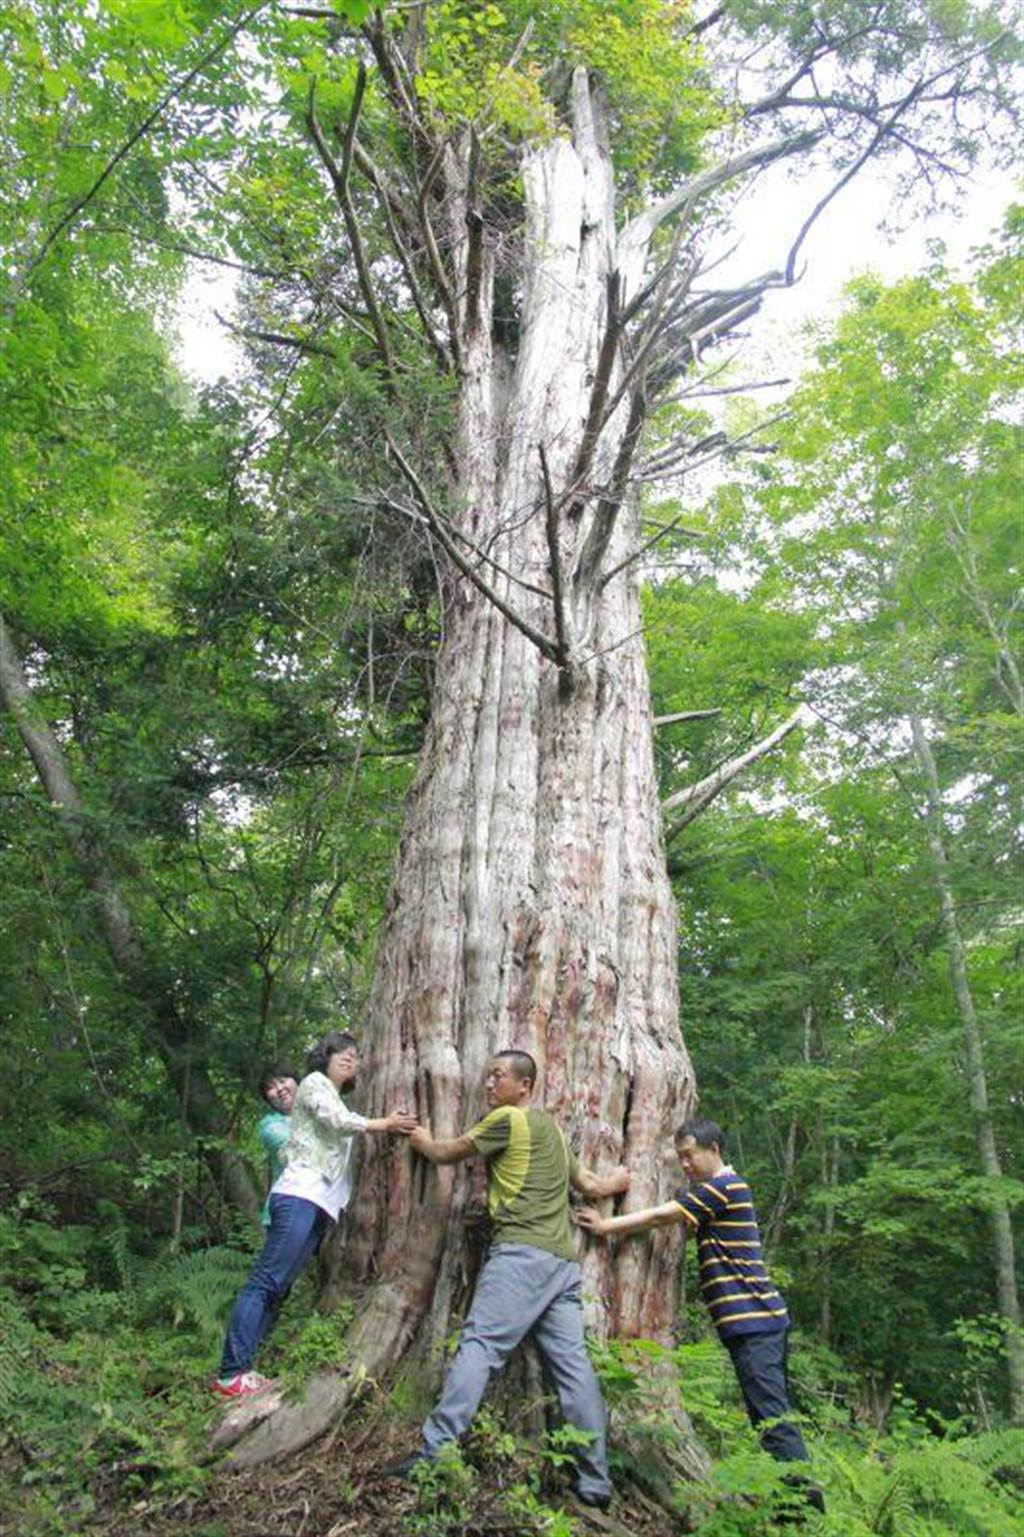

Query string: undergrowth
[589,1333,1024,1536]
[1,1198,1021,1535]
[0,1198,329,1535]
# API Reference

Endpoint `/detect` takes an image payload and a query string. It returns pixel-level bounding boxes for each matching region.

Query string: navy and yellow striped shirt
[674,1167,789,1339]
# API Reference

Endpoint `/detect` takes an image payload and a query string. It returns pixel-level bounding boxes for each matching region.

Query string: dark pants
[725,1329,810,1463]
[219,1194,331,1378]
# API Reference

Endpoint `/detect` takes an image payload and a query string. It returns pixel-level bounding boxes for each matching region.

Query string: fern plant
[0,1286,38,1428]
[134,1245,253,1340]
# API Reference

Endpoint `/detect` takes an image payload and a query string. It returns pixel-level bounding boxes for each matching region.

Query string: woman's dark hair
[257,1063,299,1101]
[675,1117,726,1154]
[306,1030,358,1077]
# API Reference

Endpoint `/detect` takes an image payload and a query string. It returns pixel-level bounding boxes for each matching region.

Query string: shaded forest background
[0,2,1021,1534]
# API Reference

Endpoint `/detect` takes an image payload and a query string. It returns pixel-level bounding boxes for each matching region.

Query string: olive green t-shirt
[466,1106,579,1262]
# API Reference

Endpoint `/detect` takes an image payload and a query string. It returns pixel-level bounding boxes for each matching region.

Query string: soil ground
[90,1414,681,1537]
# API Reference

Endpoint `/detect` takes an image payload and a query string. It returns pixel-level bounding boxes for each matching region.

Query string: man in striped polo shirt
[578,1117,823,1509]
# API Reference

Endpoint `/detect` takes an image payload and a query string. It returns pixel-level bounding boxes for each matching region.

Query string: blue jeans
[219,1194,331,1378]
[725,1329,809,1463]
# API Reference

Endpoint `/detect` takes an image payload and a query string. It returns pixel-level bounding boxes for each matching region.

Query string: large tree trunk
[908,708,1024,1424]
[216,70,704,1474]
[0,612,260,1222]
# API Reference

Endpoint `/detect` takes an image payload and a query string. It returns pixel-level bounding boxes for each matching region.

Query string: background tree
[684,218,1023,1423]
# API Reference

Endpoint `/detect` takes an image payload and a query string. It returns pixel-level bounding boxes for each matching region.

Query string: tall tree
[199,1,1016,1463]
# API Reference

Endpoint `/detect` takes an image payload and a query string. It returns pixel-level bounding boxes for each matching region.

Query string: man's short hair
[493,1049,537,1088]
[306,1030,358,1077]
[676,1116,726,1154]
[258,1062,299,1102]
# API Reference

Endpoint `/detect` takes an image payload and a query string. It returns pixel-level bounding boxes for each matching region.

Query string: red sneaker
[211,1371,272,1399]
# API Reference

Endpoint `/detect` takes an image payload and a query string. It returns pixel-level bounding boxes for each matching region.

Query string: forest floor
[82,1413,679,1537]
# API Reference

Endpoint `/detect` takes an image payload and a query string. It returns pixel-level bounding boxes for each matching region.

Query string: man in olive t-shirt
[384,1050,629,1511]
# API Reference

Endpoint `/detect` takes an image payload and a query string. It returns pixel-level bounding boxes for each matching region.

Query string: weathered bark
[219,68,705,1469]
[0,612,260,1222]
[213,0,1013,1469]
[908,707,1024,1423]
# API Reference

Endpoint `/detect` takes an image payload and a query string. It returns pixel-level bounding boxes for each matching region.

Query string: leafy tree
[690,218,1023,1420]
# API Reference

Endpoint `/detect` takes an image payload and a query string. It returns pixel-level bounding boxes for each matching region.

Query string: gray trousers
[422,1242,612,1501]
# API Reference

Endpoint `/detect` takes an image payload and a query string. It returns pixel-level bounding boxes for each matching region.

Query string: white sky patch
[170,125,1015,387]
[174,260,242,383]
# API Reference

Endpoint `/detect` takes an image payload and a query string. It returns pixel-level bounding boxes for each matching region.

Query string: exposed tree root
[614,1354,711,1502]
[212,1284,413,1466]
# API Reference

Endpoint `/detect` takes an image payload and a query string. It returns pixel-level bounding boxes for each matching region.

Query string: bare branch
[598,505,703,592]
[662,709,804,837]
[417,146,463,371]
[685,4,729,40]
[637,411,786,495]
[782,80,926,285]
[578,625,646,668]
[621,129,823,256]
[654,710,723,726]
[569,271,622,499]
[639,279,775,402]
[383,432,561,664]
[216,312,338,359]
[363,10,435,167]
[673,374,791,402]
[374,492,554,603]
[306,69,398,394]
[350,140,451,371]
[574,389,646,595]
[597,230,694,437]
[540,443,572,666]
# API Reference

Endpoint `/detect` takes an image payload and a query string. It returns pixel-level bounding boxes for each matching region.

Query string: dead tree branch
[574,390,647,595]
[621,130,823,256]
[374,492,554,603]
[663,709,804,838]
[540,443,572,666]
[654,710,723,726]
[216,313,338,359]
[306,69,398,395]
[569,272,623,501]
[416,146,463,372]
[350,141,451,371]
[383,433,560,664]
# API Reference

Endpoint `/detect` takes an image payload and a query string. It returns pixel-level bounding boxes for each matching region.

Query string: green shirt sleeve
[259,1113,291,1158]
[465,1106,513,1158]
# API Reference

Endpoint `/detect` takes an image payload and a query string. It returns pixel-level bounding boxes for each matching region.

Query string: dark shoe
[781,1472,826,1515]
[379,1450,432,1480]
[572,1486,612,1512]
